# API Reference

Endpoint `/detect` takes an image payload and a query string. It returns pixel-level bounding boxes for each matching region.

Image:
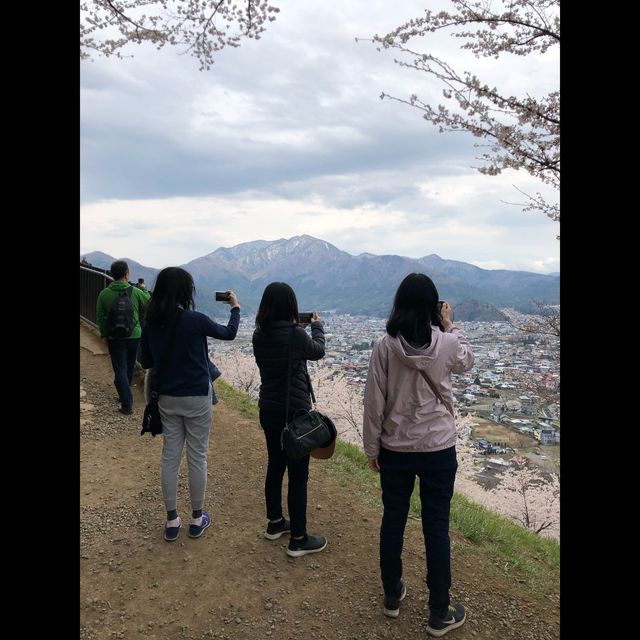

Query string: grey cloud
[81,2,483,205]
[81,98,479,204]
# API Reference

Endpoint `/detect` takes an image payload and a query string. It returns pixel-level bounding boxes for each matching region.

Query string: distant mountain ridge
[82,235,559,320]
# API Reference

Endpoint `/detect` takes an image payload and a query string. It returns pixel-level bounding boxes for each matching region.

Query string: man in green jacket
[96,260,151,415]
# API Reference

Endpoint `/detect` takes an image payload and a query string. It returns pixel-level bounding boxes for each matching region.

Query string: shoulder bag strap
[284,327,294,419]
[303,362,316,406]
[417,368,454,417]
[284,326,318,414]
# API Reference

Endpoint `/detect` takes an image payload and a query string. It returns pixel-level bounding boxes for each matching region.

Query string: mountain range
[81,235,559,321]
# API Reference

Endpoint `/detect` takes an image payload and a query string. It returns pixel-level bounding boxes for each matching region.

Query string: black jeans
[108,338,140,410]
[259,408,310,538]
[378,445,457,618]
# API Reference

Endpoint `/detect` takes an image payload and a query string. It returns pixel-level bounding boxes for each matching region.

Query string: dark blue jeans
[259,408,310,538]
[108,338,140,410]
[378,445,457,618]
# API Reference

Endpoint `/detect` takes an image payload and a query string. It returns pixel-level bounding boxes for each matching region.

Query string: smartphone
[298,312,313,324]
[215,291,231,302]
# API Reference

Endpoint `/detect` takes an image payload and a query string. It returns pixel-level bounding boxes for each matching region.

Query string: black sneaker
[286,534,327,557]
[118,406,133,415]
[426,603,466,637]
[264,517,291,540]
[383,580,407,618]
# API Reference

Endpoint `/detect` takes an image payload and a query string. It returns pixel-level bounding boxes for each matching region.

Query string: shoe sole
[383,584,407,618]
[264,530,290,540]
[188,519,211,538]
[426,614,466,637]
[286,540,328,557]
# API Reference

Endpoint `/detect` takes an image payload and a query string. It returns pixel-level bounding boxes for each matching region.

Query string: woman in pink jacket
[363,273,474,637]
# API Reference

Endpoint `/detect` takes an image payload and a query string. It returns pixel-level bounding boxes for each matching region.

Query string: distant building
[462,393,476,405]
[539,427,559,445]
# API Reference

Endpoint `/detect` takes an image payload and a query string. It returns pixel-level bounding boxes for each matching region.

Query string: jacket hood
[108,280,132,291]
[387,328,443,370]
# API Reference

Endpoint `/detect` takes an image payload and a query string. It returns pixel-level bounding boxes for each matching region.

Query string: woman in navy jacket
[141,267,240,542]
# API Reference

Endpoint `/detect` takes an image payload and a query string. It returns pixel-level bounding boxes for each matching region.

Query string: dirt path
[80,322,559,640]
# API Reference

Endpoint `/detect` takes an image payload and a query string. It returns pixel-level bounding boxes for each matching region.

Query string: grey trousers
[159,389,212,512]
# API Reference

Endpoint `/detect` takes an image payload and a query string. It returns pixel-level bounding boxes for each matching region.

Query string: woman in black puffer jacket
[252,282,327,557]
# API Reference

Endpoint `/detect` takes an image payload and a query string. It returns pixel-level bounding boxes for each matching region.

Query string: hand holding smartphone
[438,300,454,323]
[215,291,239,308]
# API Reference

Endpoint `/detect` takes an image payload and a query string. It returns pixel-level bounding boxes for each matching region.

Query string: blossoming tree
[366,0,559,224]
[307,361,365,446]
[81,0,280,70]
[213,348,261,398]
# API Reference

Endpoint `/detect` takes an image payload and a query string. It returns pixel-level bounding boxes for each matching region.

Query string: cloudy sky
[80,0,559,273]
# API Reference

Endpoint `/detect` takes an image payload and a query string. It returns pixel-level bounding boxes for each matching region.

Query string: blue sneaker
[164,518,182,542]
[188,512,212,538]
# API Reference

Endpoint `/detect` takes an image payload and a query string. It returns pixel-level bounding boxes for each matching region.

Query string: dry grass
[471,418,538,448]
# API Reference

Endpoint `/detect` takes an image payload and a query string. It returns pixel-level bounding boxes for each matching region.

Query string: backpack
[106,287,135,339]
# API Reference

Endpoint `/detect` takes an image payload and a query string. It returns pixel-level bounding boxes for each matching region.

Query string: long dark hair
[386,273,445,347]
[255,282,299,329]
[146,267,195,325]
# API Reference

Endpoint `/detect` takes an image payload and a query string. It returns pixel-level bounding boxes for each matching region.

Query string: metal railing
[80,263,114,327]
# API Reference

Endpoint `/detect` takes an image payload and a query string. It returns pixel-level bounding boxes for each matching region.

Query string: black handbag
[280,329,337,460]
[282,406,337,460]
[141,314,181,437]
[141,392,163,437]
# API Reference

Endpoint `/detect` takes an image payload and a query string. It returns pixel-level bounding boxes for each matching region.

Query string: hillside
[80,321,559,640]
